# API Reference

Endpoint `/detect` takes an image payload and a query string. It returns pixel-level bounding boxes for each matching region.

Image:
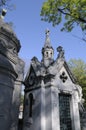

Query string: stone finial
[0,9,7,19]
[57,46,65,59]
[45,29,50,37]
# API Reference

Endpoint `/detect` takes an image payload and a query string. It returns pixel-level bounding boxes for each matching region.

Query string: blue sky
[4,0,86,67]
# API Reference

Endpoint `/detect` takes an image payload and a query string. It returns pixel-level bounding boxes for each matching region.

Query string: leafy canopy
[41,0,86,32]
[68,59,86,107]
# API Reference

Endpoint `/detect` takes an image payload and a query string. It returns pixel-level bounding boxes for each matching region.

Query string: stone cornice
[0,45,18,64]
[63,61,76,83]
[0,27,21,52]
[0,66,18,80]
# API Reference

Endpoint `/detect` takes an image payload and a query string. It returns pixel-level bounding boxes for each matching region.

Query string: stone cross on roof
[45,29,50,37]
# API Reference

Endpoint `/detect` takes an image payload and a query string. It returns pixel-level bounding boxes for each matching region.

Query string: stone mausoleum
[0,10,24,130]
[23,30,85,130]
[0,9,86,130]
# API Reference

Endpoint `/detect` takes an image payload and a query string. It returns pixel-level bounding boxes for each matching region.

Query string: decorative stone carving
[60,71,68,83]
[29,71,35,86]
[41,30,54,67]
[0,39,7,47]
[31,56,39,63]
[57,46,65,59]
[0,26,21,53]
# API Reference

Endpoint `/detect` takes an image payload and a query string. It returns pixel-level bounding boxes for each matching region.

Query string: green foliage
[41,0,86,32]
[68,59,86,107]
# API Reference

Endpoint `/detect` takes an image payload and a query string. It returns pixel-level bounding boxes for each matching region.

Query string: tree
[41,0,86,32]
[68,59,86,107]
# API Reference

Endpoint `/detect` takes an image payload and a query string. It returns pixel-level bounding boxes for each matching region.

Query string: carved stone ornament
[29,71,35,86]
[7,44,17,55]
[60,71,68,83]
[0,38,17,55]
[57,46,65,59]
[0,39,6,47]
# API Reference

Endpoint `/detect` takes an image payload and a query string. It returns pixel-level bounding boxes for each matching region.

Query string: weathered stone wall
[23,88,41,130]
[0,19,24,130]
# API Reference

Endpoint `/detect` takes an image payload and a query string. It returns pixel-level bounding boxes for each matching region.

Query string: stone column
[41,80,46,130]
[72,92,81,130]
[10,59,24,130]
[51,86,60,130]
[0,55,17,130]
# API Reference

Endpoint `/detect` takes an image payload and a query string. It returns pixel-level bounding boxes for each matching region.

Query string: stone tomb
[0,17,24,130]
[23,30,82,130]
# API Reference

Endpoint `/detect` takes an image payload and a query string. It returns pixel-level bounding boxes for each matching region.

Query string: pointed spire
[44,29,52,48]
[41,29,54,67]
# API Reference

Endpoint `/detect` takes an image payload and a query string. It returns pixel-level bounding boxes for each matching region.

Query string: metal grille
[59,93,72,130]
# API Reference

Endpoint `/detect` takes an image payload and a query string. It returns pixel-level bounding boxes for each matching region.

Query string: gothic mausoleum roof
[24,29,77,91]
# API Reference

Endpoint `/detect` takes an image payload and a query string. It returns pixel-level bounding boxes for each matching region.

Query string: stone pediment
[45,57,76,84]
[63,61,76,83]
[25,56,55,80]
[31,57,42,76]
[24,55,76,89]
[30,57,64,76]
[24,64,37,87]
